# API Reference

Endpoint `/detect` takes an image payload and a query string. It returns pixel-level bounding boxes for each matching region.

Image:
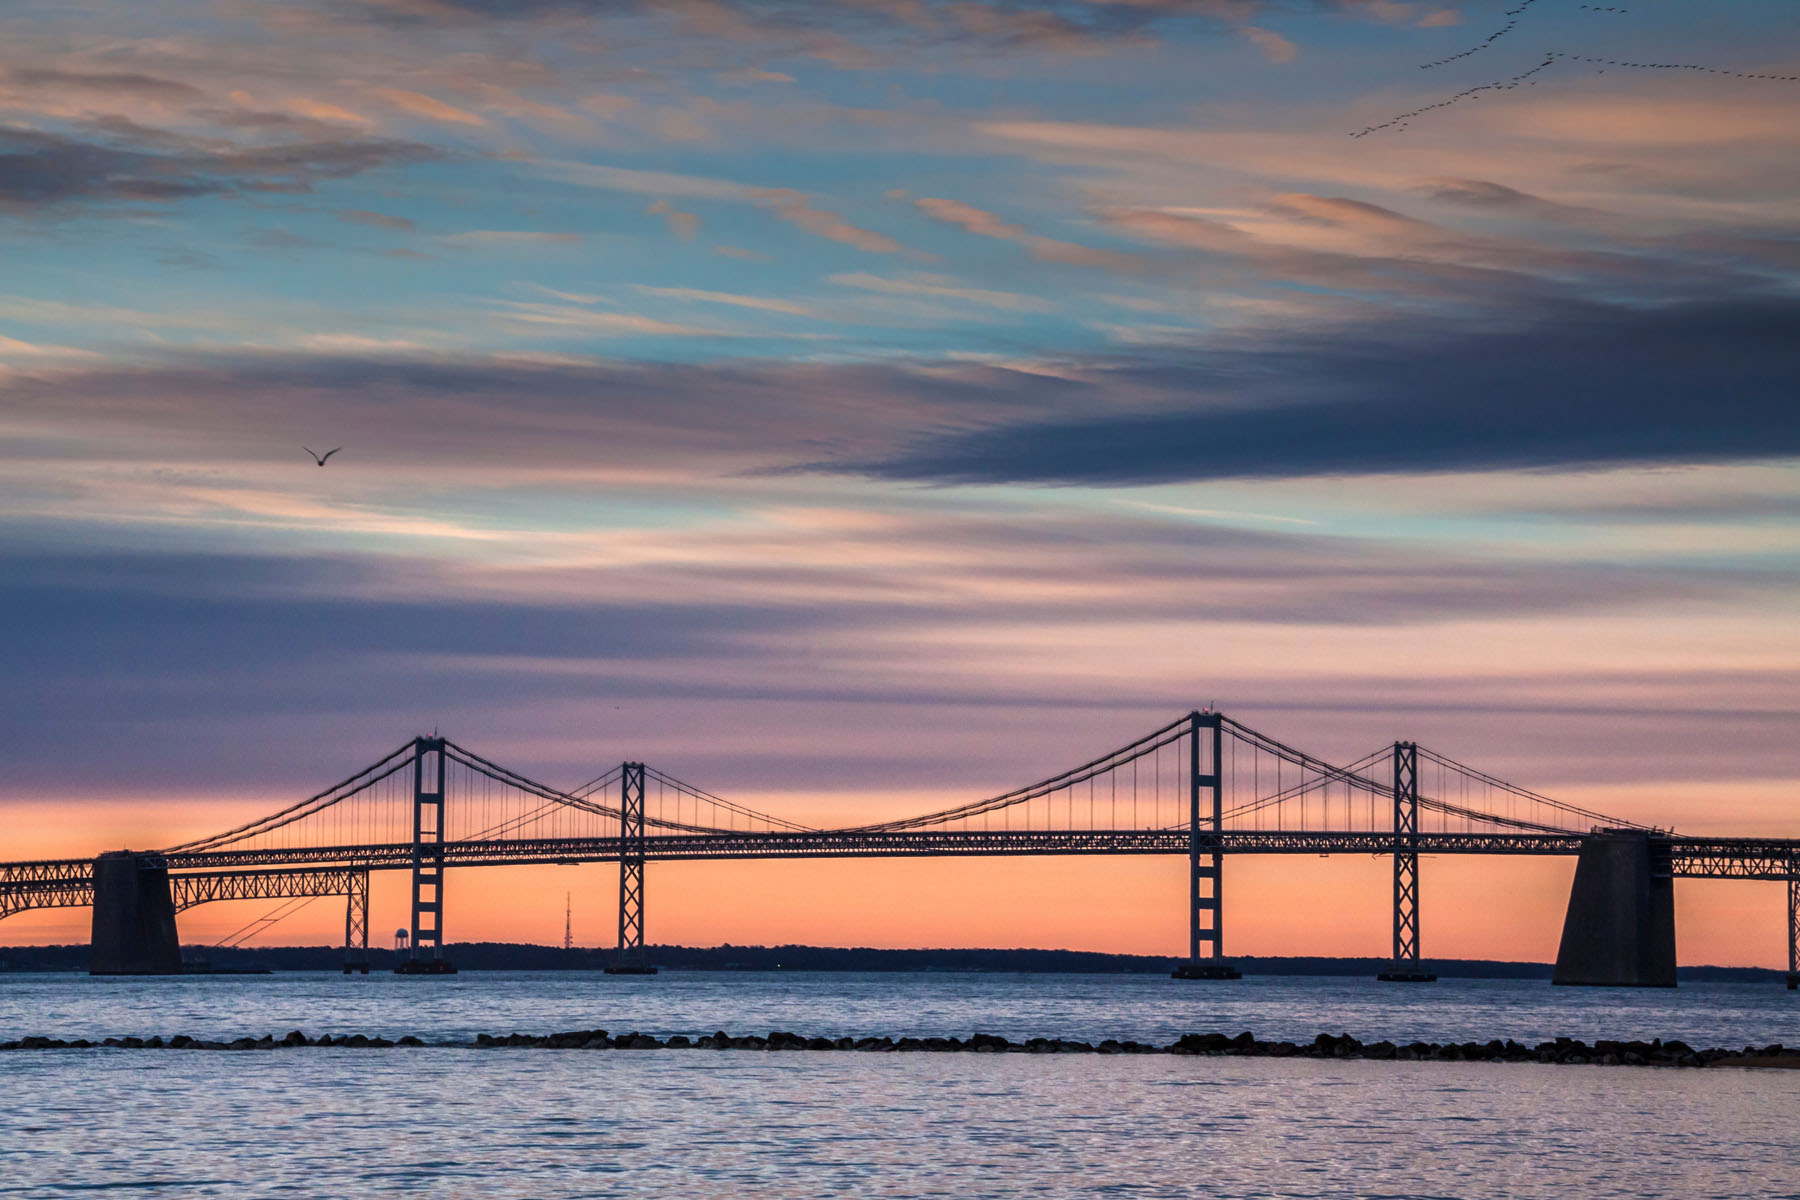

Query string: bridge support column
[1379,742,1435,983]
[397,737,455,975]
[1786,869,1798,991]
[606,761,656,975]
[1174,712,1239,980]
[1553,830,1676,987]
[343,867,370,975]
[90,852,181,975]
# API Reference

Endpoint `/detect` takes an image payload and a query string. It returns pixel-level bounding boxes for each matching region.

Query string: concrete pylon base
[1552,831,1677,988]
[90,852,182,975]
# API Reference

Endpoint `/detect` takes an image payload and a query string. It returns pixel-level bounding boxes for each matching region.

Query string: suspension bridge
[3,712,1796,987]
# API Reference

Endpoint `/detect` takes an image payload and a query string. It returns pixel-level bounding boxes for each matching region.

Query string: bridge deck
[6,832,1798,917]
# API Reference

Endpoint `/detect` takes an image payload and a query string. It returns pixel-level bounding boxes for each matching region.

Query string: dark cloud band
[838,296,1800,484]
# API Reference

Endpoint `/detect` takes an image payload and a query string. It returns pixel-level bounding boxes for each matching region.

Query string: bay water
[3,971,1797,1197]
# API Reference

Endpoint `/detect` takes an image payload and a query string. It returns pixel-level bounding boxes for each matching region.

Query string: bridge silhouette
[4,712,1796,986]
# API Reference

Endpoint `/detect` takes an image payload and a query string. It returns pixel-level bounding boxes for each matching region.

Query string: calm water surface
[3,970,1797,1046]
[4,972,1799,1198]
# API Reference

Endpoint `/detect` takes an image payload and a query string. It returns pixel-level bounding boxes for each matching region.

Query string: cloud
[913,196,1141,271]
[829,271,1057,312]
[1089,194,1771,314]
[0,125,444,213]
[340,208,418,231]
[448,230,585,244]
[826,295,1800,485]
[15,289,1795,496]
[647,198,701,240]
[286,98,374,127]
[542,161,749,200]
[633,285,822,317]
[1418,177,1607,223]
[2,496,1790,796]
[547,162,910,254]
[1238,25,1295,63]
[492,300,728,335]
[376,88,488,126]
[0,67,205,102]
[754,188,908,254]
[331,0,1267,61]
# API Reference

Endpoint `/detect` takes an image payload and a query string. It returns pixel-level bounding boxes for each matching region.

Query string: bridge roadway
[7,831,1800,913]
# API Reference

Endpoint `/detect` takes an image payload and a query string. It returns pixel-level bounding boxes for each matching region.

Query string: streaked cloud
[491,301,730,336]
[647,199,701,240]
[829,295,1800,484]
[0,125,444,213]
[448,230,586,244]
[913,196,1141,271]
[829,271,1057,312]
[633,286,823,317]
[756,188,911,255]
[376,88,488,127]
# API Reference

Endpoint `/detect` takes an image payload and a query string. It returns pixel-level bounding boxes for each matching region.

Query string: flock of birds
[1559,54,1800,82]
[1417,0,1540,70]
[1353,0,1797,137]
[1353,52,1563,136]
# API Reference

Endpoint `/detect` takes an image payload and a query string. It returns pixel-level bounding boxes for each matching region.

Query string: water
[5,973,1799,1198]
[4,970,1797,1047]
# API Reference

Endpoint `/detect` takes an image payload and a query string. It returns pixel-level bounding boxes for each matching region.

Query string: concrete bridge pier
[1552,830,1676,988]
[90,852,182,975]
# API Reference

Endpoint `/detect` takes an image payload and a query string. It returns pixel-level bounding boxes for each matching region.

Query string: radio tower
[563,892,573,952]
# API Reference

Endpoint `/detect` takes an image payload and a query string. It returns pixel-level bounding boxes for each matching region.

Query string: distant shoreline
[0,943,1785,981]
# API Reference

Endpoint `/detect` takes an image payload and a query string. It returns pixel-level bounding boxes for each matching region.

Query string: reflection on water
[4,973,1798,1198]
[2,970,1796,1047]
[3,1049,1797,1198]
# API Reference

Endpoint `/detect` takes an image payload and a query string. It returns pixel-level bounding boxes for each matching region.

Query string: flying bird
[303,446,342,467]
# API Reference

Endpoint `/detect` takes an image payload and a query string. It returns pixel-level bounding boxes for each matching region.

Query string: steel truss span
[149,831,1800,876]
[172,867,368,912]
[167,828,1592,869]
[8,832,1798,899]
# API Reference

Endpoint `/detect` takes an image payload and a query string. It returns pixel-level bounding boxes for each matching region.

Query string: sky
[2,0,1797,965]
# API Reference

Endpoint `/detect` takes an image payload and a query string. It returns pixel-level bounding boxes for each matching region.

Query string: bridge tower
[606,761,657,975]
[342,867,370,975]
[1379,741,1435,982]
[1173,711,1239,979]
[396,736,456,975]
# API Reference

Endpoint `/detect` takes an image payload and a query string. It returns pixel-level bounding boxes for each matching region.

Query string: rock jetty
[3,1029,1798,1067]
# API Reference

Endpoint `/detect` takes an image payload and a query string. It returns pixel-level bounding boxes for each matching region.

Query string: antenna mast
[564,892,573,952]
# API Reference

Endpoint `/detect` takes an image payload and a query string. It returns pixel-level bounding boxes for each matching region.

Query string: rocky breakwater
[6,1028,1800,1067]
